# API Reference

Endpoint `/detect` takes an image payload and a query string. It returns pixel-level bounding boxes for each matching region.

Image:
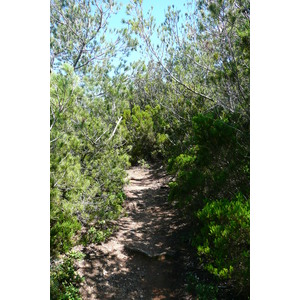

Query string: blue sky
[109,0,188,28]
[107,0,189,69]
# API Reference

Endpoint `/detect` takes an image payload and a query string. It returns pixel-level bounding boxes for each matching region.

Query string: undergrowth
[50,251,85,300]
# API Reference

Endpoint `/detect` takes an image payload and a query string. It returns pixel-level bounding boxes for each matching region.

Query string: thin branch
[94,128,110,144]
[107,116,123,141]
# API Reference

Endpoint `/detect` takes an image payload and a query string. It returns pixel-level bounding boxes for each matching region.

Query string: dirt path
[76,166,194,299]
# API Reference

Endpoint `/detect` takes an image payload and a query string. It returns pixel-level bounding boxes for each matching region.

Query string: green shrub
[194,194,250,297]
[123,105,155,163]
[50,212,81,257]
[50,66,130,258]
[167,110,249,297]
[50,255,84,300]
[187,272,219,300]
[123,105,169,163]
[84,226,113,244]
[168,110,249,215]
[137,158,150,168]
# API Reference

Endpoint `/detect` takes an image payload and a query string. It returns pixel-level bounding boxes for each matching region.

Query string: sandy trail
[75,166,194,299]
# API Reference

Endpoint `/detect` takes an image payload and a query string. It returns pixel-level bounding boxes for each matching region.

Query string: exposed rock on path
[76,166,194,299]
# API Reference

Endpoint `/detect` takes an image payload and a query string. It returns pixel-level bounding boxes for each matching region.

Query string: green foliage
[187,273,218,300]
[50,212,81,257]
[126,0,250,118]
[137,159,150,169]
[123,105,155,162]
[50,0,250,297]
[50,65,129,257]
[123,105,168,163]
[50,255,84,300]
[168,110,249,297]
[50,0,128,75]
[168,110,249,214]
[195,194,250,296]
[68,251,85,260]
[84,226,114,244]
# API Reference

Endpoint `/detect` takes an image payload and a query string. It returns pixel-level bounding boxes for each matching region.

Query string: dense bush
[122,105,169,163]
[195,194,250,297]
[187,273,219,300]
[50,65,130,257]
[168,109,249,296]
[50,212,81,257]
[50,253,84,300]
[168,110,249,214]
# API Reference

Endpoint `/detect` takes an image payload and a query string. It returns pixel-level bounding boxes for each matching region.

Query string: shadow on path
[76,166,196,300]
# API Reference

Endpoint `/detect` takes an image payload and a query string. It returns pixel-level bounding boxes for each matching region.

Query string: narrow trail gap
[76,165,196,299]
